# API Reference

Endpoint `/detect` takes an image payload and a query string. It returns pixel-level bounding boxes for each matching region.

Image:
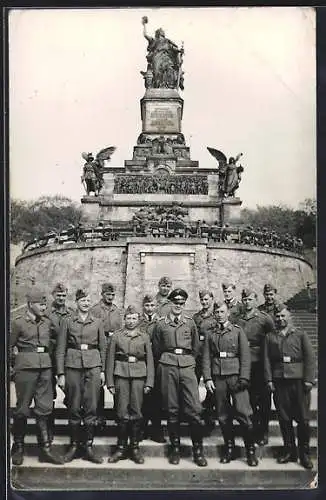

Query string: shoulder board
[233,324,240,328]
[259,310,269,317]
[183,315,193,320]
[12,314,23,321]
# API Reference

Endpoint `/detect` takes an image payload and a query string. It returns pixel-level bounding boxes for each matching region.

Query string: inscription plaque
[144,101,180,133]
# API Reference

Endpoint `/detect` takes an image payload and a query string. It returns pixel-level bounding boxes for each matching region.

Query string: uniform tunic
[56,313,106,426]
[152,313,202,424]
[202,322,252,426]
[225,298,243,324]
[91,301,123,350]
[237,309,274,429]
[155,293,172,317]
[11,313,54,418]
[258,301,279,323]
[264,325,315,423]
[192,308,217,381]
[106,327,154,420]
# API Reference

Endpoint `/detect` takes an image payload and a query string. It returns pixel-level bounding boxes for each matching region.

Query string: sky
[9,7,316,209]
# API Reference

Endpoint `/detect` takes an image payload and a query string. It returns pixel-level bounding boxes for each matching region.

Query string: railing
[20,223,304,255]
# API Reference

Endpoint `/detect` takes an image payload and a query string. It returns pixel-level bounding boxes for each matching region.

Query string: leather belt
[67,343,98,351]
[115,353,145,362]
[18,346,49,353]
[216,352,237,358]
[166,348,193,355]
[281,356,303,363]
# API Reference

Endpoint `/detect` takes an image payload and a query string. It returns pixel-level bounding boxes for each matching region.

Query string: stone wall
[13,240,313,312]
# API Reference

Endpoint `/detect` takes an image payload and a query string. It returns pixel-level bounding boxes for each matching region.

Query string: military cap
[102,282,115,293]
[76,288,89,301]
[143,294,156,304]
[26,288,47,304]
[213,299,227,310]
[274,302,287,314]
[263,283,277,293]
[124,305,139,317]
[222,281,236,290]
[199,289,213,299]
[168,288,188,303]
[158,276,172,286]
[241,288,257,299]
[52,283,68,294]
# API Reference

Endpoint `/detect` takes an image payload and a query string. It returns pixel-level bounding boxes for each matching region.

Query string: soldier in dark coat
[222,281,243,323]
[202,301,258,466]
[258,283,281,322]
[45,282,74,442]
[152,288,207,467]
[139,294,166,443]
[56,289,106,464]
[264,304,315,469]
[193,289,217,433]
[155,276,172,316]
[237,288,274,445]
[10,289,64,465]
[107,306,154,464]
[91,282,123,431]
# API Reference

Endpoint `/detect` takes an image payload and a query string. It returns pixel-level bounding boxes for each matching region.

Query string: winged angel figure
[81,146,116,196]
[207,148,244,198]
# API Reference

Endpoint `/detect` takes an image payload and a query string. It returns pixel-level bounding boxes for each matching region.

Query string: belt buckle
[199,335,205,341]
[219,351,227,358]
[283,356,291,363]
[81,344,88,351]
[108,332,114,337]
[174,348,183,355]
[37,346,45,353]
[128,356,137,363]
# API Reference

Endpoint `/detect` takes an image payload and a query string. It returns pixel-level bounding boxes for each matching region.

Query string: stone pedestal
[141,88,183,134]
[221,198,242,225]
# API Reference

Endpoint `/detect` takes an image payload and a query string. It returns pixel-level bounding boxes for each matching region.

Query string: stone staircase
[10,385,318,490]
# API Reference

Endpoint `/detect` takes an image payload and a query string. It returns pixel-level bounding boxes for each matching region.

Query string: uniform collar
[124,327,142,338]
[143,312,157,322]
[25,310,45,323]
[72,312,95,324]
[51,302,70,315]
[167,312,186,325]
[217,320,232,332]
[242,308,259,320]
[100,300,116,311]
[276,325,295,337]
[225,297,238,306]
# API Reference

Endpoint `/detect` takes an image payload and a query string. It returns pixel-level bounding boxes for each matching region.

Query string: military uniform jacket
[139,313,161,340]
[152,313,200,367]
[155,294,172,317]
[202,322,251,381]
[192,309,217,352]
[225,299,243,323]
[56,313,106,375]
[45,303,74,356]
[237,309,274,362]
[264,326,315,383]
[11,313,53,370]
[90,301,123,338]
[106,327,154,388]
[258,302,278,323]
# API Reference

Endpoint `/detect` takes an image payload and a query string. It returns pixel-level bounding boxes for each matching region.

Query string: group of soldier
[10,277,315,470]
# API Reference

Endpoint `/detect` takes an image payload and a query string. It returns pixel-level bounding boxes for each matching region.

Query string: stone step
[16,435,318,459]
[11,456,317,490]
[12,419,318,438]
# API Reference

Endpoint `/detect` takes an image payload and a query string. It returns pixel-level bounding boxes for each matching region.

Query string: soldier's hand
[267,381,275,393]
[205,380,216,393]
[108,386,115,395]
[100,371,105,387]
[58,374,65,390]
[10,366,15,381]
[304,381,313,392]
[144,386,151,394]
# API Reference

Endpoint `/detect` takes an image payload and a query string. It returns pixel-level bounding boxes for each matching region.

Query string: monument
[13,17,314,313]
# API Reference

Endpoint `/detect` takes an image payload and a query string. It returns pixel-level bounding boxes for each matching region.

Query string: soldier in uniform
[139,294,166,443]
[56,289,106,464]
[264,305,315,469]
[222,281,243,323]
[258,283,280,322]
[10,288,64,465]
[152,289,208,467]
[238,288,274,446]
[46,282,74,442]
[192,290,217,433]
[107,306,154,464]
[202,301,258,466]
[155,276,172,316]
[91,283,123,431]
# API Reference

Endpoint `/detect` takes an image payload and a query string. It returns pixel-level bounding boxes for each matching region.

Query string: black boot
[190,423,207,467]
[219,423,235,463]
[298,423,313,470]
[130,420,145,464]
[36,416,64,464]
[150,418,166,443]
[243,426,258,467]
[11,416,27,466]
[64,423,81,463]
[108,420,129,463]
[256,420,269,446]
[277,421,297,464]
[83,424,103,464]
[168,421,181,465]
